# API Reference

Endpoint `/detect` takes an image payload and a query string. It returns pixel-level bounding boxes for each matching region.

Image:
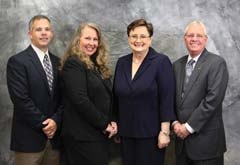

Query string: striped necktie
[182,59,195,97]
[185,59,195,84]
[43,54,53,91]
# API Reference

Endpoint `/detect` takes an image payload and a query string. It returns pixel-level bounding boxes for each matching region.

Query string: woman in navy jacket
[113,19,176,165]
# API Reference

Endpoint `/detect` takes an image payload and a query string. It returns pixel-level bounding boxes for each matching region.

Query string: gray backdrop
[0,0,239,165]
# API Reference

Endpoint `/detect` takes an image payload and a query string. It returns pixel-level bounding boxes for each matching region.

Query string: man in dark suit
[7,15,62,165]
[173,20,229,165]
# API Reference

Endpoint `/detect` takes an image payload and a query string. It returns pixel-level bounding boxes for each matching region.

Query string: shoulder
[207,52,225,62]
[65,55,81,63]
[202,51,228,77]
[118,53,131,62]
[48,52,61,68]
[7,47,30,65]
[148,48,172,66]
[63,55,86,70]
[173,55,187,64]
[202,50,226,67]
[116,53,132,68]
[148,47,169,60]
[173,55,187,67]
[49,52,60,61]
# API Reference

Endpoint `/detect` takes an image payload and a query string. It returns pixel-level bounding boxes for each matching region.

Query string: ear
[149,37,152,45]
[205,35,208,41]
[28,31,32,39]
[51,30,54,36]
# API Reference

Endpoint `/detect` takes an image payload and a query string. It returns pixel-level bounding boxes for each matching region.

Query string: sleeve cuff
[185,123,195,134]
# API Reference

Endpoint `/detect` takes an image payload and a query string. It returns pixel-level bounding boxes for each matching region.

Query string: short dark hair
[28,15,51,31]
[127,18,153,37]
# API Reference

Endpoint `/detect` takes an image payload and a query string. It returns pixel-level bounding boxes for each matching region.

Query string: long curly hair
[60,22,111,79]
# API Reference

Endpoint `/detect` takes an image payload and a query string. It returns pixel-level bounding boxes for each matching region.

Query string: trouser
[15,140,59,165]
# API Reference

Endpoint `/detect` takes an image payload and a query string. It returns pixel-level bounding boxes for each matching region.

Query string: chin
[86,53,94,56]
[133,47,145,51]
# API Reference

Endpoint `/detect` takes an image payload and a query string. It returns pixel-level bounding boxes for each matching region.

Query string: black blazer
[61,55,112,141]
[173,49,228,160]
[7,45,62,152]
[113,47,176,138]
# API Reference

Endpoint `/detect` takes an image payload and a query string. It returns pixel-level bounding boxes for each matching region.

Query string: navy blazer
[113,47,176,138]
[7,45,62,152]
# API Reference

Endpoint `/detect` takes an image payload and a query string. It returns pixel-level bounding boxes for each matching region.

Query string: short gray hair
[184,20,207,36]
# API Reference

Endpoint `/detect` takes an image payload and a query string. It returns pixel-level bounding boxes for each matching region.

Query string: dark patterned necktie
[43,54,53,91]
[182,59,195,96]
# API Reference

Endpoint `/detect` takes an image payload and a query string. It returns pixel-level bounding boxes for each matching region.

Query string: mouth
[85,46,96,52]
[40,38,49,42]
[133,43,144,47]
[84,46,97,55]
[189,42,201,47]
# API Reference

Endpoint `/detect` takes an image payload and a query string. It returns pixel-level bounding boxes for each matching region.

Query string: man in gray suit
[173,20,228,165]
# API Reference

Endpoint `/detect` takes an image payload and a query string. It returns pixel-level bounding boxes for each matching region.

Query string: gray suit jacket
[173,48,228,160]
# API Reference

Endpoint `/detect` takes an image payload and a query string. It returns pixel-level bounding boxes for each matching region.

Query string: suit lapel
[132,48,154,82]
[49,53,59,94]
[176,56,188,105]
[132,57,151,82]
[181,49,208,104]
[122,55,132,87]
[92,69,112,95]
[119,48,155,93]
[27,46,51,95]
[102,78,112,95]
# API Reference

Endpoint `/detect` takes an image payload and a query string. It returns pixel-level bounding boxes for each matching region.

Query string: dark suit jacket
[7,45,62,152]
[173,48,228,160]
[113,47,176,138]
[61,55,112,141]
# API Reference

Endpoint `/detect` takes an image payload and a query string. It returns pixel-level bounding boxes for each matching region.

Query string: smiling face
[128,26,152,54]
[184,24,208,57]
[28,18,54,52]
[79,26,99,56]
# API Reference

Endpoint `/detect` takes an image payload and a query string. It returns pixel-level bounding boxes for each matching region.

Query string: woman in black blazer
[60,22,117,165]
[113,19,176,165]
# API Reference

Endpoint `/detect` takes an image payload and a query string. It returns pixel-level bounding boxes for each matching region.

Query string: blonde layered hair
[61,23,111,79]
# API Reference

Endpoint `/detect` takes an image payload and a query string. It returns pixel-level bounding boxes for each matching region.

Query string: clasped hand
[42,118,57,139]
[104,121,118,138]
[173,121,190,139]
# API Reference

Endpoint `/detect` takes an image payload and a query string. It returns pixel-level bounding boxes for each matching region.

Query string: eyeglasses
[185,34,206,39]
[129,35,150,41]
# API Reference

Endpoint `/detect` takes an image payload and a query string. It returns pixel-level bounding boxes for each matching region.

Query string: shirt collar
[31,44,49,62]
[187,51,202,63]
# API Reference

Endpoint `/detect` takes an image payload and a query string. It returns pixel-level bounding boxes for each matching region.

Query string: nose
[136,37,141,41]
[41,30,47,35]
[88,39,95,45]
